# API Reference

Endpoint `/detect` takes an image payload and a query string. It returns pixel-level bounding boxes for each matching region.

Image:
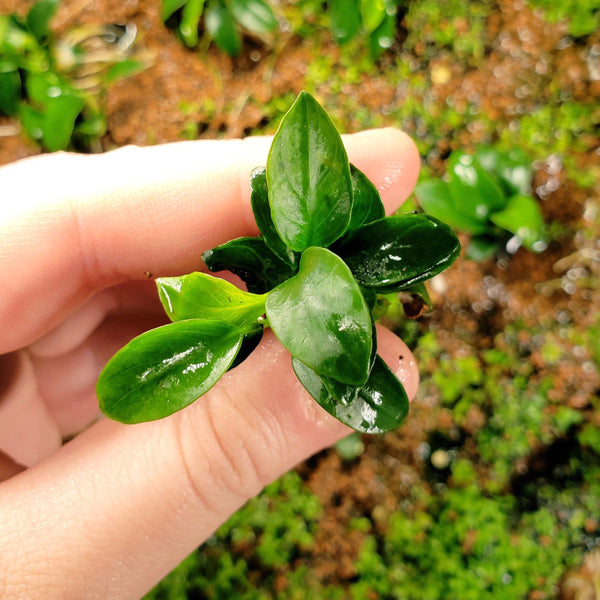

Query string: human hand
[0,129,420,599]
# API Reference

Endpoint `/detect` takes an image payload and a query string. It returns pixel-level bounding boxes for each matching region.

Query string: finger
[0,129,419,353]
[0,329,418,600]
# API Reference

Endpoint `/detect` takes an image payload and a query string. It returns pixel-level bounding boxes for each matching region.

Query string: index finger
[0,129,419,352]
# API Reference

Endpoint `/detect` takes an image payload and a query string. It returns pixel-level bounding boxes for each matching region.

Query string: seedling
[161,0,278,56]
[414,147,547,260]
[97,91,460,433]
[0,0,147,151]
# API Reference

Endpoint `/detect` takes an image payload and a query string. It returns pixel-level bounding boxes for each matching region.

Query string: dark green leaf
[157,272,266,329]
[250,167,296,265]
[206,1,241,55]
[202,236,295,294]
[338,214,461,292]
[330,0,361,43]
[179,0,205,47]
[266,247,372,386]
[228,324,263,370]
[347,164,385,232]
[414,178,488,234]
[266,91,353,252]
[490,193,546,250]
[0,69,21,115]
[228,0,278,34]
[293,355,409,433]
[162,0,189,21]
[447,151,507,219]
[26,0,59,41]
[97,320,243,423]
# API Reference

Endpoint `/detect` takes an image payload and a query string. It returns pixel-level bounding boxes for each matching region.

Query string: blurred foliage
[527,0,600,37]
[0,0,146,151]
[415,146,547,260]
[161,0,278,56]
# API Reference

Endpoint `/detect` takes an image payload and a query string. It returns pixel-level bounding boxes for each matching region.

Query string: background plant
[0,0,146,151]
[414,146,547,260]
[161,0,278,56]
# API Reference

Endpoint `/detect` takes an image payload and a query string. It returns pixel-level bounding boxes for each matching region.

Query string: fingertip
[344,128,421,214]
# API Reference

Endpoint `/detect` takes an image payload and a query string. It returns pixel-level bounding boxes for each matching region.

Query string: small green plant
[327,0,405,58]
[415,146,547,260]
[0,0,145,151]
[161,0,278,56]
[97,91,460,433]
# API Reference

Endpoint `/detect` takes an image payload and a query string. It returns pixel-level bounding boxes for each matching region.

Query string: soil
[1,0,599,594]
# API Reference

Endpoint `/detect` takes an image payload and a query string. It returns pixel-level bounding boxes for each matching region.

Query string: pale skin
[0,128,420,599]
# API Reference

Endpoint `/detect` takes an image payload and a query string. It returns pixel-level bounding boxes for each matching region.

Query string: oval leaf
[228,0,278,34]
[250,167,296,265]
[338,214,461,292]
[293,355,409,433]
[347,163,385,232]
[489,193,546,250]
[157,272,266,330]
[206,1,241,55]
[202,236,296,294]
[267,91,353,252]
[266,247,372,386]
[97,320,243,423]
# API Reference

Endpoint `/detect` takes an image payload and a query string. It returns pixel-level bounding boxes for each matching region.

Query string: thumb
[0,327,417,600]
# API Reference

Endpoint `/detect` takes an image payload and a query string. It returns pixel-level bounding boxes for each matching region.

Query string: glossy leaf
[228,0,278,34]
[447,151,508,219]
[490,193,546,250]
[338,214,461,292]
[179,0,205,47]
[97,320,243,423]
[330,0,361,43]
[348,163,385,232]
[292,355,409,433]
[267,91,352,252]
[202,236,295,294]
[415,178,488,234]
[250,167,296,265]
[157,272,266,330]
[266,247,372,386]
[206,2,241,56]
[26,0,59,41]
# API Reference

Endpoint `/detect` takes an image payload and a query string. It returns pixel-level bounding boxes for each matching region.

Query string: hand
[0,129,420,599]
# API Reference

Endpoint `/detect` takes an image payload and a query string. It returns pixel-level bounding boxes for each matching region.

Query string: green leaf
[490,193,546,250]
[250,167,296,265]
[157,272,266,330]
[26,0,59,41]
[338,214,461,292]
[447,151,508,220]
[266,91,353,252]
[206,1,242,56]
[162,0,189,21]
[330,0,361,43]
[475,146,533,196]
[360,0,386,33]
[105,58,145,84]
[368,8,396,57]
[41,94,86,151]
[202,236,295,294]
[347,164,385,232]
[466,235,501,261]
[228,0,278,34]
[97,320,243,423]
[179,0,205,47]
[292,355,409,433]
[266,247,372,386]
[0,69,21,115]
[415,178,488,234]
[228,324,263,370]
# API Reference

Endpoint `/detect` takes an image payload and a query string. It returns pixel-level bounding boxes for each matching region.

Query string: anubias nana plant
[97,91,460,433]
[415,147,547,260]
